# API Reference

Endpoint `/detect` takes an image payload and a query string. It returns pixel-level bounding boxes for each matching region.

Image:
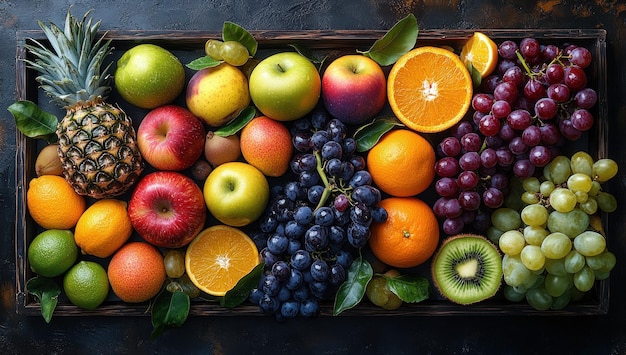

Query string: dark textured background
[2,1,626,353]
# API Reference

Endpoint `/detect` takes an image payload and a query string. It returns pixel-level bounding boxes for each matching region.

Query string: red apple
[137,105,205,171]
[321,55,387,125]
[128,171,206,248]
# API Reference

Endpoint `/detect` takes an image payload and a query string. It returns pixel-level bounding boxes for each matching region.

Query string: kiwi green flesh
[431,234,503,305]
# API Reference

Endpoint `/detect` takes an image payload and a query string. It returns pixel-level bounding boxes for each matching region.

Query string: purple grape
[435,157,460,178]
[443,217,464,235]
[472,93,494,113]
[435,177,459,197]
[472,211,492,232]
[473,111,486,126]
[497,59,517,76]
[559,118,583,140]
[459,151,481,171]
[483,187,504,208]
[495,147,514,167]
[507,109,533,130]
[564,65,587,91]
[490,173,509,190]
[480,148,498,168]
[493,81,518,104]
[481,75,500,94]
[433,197,448,217]
[569,47,592,68]
[512,159,536,178]
[508,136,528,155]
[451,121,475,140]
[333,194,349,212]
[498,40,518,59]
[534,98,558,120]
[547,83,571,103]
[528,145,551,167]
[478,114,501,137]
[545,63,565,84]
[442,198,463,218]
[523,79,546,102]
[292,132,311,152]
[458,190,481,211]
[484,135,504,149]
[520,38,541,59]
[574,88,598,109]
[521,125,542,147]
[539,122,561,145]
[499,123,516,141]
[439,136,462,157]
[541,44,560,61]
[502,66,524,87]
[457,170,479,190]
[461,132,482,152]
[491,100,512,119]
[570,109,594,131]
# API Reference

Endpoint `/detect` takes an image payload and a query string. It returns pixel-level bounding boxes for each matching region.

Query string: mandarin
[369,197,440,268]
[387,46,473,133]
[367,129,435,197]
[26,175,86,229]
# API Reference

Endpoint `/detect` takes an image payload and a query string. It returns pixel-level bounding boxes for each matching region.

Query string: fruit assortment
[11,9,617,333]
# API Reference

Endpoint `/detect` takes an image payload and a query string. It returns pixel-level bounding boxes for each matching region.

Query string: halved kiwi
[431,233,503,305]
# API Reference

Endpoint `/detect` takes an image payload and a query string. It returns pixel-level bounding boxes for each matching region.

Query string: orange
[26,175,86,229]
[185,225,260,296]
[367,129,435,197]
[460,32,499,78]
[107,242,166,303]
[239,116,294,177]
[74,199,133,258]
[387,46,473,133]
[369,197,440,268]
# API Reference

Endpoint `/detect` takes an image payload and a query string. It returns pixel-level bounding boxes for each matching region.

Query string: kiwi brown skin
[431,233,503,305]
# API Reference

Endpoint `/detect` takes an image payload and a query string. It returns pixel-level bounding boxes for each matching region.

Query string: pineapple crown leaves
[23,9,114,108]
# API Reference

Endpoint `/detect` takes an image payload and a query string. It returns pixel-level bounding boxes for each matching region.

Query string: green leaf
[289,44,323,65]
[385,274,430,303]
[333,256,373,315]
[223,21,258,57]
[26,276,60,323]
[214,106,256,137]
[353,117,404,152]
[151,290,190,339]
[468,62,482,88]
[8,100,58,142]
[359,14,418,66]
[186,55,222,70]
[221,263,264,308]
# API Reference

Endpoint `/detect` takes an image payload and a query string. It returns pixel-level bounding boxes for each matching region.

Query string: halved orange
[185,225,260,296]
[460,32,498,78]
[387,46,473,133]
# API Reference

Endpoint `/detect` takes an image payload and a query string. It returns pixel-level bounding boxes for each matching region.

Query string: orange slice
[460,32,498,78]
[185,225,260,296]
[387,46,473,133]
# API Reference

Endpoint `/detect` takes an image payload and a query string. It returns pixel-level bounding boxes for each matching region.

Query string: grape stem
[314,150,333,211]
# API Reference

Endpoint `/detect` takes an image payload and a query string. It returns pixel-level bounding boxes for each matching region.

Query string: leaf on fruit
[151,290,190,339]
[467,62,482,88]
[353,116,404,152]
[26,276,61,323]
[359,14,418,66]
[8,100,58,143]
[384,274,430,304]
[333,255,373,316]
[223,21,258,57]
[289,44,323,65]
[221,262,264,308]
[186,55,222,70]
[214,106,256,137]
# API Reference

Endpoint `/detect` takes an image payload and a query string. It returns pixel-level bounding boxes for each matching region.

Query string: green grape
[499,230,526,256]
[486,226,504,245]
[599,250,616,271]
[586,250,616,271]
[593,268,611,281]
[573,231,606,257]
[539,180,555,197]
[521,191,540,204]
[564,250,586,274]
[585,254,605,270]
[548,156,572,184]
[219,41,250,66]
[588,181,601,196]
[596,191,617,213]
[570,151,594,177]
[526,286,553,311]
[522,177,540,193]
[593,158,618,182]
[574,190,588,204]
[546,208,589,238]
[504,285,527,302]
[502,254,533,287]
[579,196,598,215]
[551,289,572,310]
[524,273,542,290]
[521,204,549,227]
[164,249,186,279]
[541,232,572,259]
[573,266,595,292]
[544,257,567,276]
[491,207,522,232]
[205,39,224,60]
[549,187,577,213]
[523,225,549,246]
[520,245,545,271]
[178,273,201,298]
[567,173,593,193]
[544,273,573,297]
[166,281,183,293]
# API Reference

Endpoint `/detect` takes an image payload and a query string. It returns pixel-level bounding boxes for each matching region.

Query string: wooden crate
[15,29,609,317]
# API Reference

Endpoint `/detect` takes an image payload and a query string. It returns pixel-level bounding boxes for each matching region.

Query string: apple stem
[314,150,332,211]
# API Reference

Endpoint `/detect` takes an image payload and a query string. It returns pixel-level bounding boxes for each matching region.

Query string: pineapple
[24,10,143,199]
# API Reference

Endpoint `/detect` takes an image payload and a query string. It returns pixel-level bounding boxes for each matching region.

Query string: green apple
[248,52,321,121]
[115,44,185,109]
[203,161,269,227]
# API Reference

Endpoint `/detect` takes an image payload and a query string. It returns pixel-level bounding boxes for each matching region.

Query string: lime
[63,261,109,310]
[28,229,78,277]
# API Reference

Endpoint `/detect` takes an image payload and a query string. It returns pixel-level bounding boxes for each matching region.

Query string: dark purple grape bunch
[249,108,387,320]
[473,38,597,178]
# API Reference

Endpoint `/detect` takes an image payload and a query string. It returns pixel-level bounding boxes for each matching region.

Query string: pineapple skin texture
[57,102,144,199]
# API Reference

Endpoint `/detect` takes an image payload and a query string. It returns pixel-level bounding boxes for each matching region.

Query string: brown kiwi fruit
[431,233,502,305]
